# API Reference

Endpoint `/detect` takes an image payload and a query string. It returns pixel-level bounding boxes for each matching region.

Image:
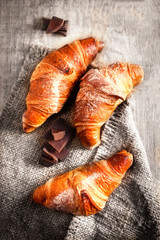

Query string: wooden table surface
[0,0,159,180]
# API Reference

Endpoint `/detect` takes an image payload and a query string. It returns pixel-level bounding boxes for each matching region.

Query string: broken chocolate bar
[42,142,69,161]
[43,119,74,152]
[41,16,68,36]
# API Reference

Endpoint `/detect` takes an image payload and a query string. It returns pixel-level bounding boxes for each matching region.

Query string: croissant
[33,150,133,216]
[22,37,104,132]
[74,62,144,149]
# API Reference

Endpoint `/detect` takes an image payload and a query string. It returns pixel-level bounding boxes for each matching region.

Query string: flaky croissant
[74,62,144,149]
[22,37,104,132]
[33,150,133,216]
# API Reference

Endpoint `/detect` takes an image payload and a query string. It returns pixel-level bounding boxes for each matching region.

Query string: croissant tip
[98,41,104,52]
[33,186,47,205]
[80,135,101,149]
[88,141,101,149]
[118,150,133,169]
[23,122,36,133]
[129,64,144,86]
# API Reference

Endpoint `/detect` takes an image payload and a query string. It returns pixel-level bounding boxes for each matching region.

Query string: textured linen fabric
[0,46,159,240]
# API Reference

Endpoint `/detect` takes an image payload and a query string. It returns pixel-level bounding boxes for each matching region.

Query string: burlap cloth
[0,46,159,240]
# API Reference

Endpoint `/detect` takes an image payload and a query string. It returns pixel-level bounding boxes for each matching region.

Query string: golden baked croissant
[33,150,133,216]
[22,37,104,132]
[74,62,144,149]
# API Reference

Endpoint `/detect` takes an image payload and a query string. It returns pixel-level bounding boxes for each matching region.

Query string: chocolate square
[42,142,69,161]
[39,157,55,167]
[42,147,59,162]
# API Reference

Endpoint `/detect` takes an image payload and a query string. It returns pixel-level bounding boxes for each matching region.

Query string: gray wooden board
[0,0,159,180]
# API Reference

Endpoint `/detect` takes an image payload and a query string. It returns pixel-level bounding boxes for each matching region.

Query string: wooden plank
[0,0,159,179]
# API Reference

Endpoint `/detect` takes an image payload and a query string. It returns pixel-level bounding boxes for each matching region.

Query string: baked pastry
[74,62,144,148]
[33,150,133,216]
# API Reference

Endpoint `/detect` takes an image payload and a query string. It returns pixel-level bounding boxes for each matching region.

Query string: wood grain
[0,0,159,179]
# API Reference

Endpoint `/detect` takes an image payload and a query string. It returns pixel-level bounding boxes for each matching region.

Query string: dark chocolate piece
[46,16,64,33]
[42,142,69,161]
[42,147,58,162]
[58,20,68,36]
[53,147,69,161]
[39,157,56,167]
[60,20,68,31]
[42,17,51,30]
[44,119,74,152]
[51,129,65,141]
[41,17,68,36]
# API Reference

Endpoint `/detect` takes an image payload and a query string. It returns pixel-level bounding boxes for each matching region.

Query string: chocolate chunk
[41,16,68,36]
[53,147,69,161]
[60,20,68,31]
[44,119,74,152]
[39,157,56,167]
[42,17,51,30]
[57,20,68,36]
[42,147,59,162]
[51,129,65,141]
[46,16,64,33]
[42,142,69,161]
